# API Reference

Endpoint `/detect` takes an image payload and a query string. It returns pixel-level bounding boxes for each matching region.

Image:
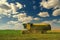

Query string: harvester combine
[22,23,51,34]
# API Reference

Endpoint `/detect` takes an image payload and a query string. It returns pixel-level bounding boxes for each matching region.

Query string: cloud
[52,9,60,16]
[7,21,24,30]
[0,0,10,9]
[0,0,7,4]
[40,0,60,9]
[12,13,33,23]
[16,2,23,9]
[0,8,11,17]
[12,15,18,18]
[38,12,49,17]
[13,13,41,23]
[18,13,33,23]
[42,19,60,24]
[0,4,11,10]
[33,17,40,20]
[52,19,60,24]
[0,25,9,30]
[0,0,23,18]
[7,21,18,24]
[10,3,17,14]
[12,13,26,18]
[0,0,26,30]
[0,16,2,19]
[42,19,60,30]
[18,13,26,18]
[0,0,27,22]
[10,3,22,14]
[40,0,60,17]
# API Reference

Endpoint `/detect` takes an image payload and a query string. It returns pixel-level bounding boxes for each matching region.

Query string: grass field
[0,30,60,40]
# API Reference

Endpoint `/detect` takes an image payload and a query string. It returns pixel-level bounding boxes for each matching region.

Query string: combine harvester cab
[22,23,51,34]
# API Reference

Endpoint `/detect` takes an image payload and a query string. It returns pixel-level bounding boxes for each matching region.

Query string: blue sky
[0,0,60,30]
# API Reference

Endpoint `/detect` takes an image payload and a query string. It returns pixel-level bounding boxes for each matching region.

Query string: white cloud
[42,19,60,30]
[13,13,41,23]
[0,25,9,30]
[42,19,60,24]
[0,0,7,4]
[12,15,18,18]
[12,13,26,18]
[10,3,22,14]
[0,0,23,18]
[34,17,40,20]
[10,3,17,14]
[52,19,60,23]
[38,12,49,17]
[52,9,60,16]
[18,13,26,18]
[23,5,26,7]
[40,0,60,9]
[7,21,18,24]
[0,4,11,10]
[13,13,33,23]
[0,16,2,19]
[0,8,11,17]
[40,0,60,17]
[7,21,24,30]
[16,2,23,9]
[21,16,33,23]
[18,13,33,23]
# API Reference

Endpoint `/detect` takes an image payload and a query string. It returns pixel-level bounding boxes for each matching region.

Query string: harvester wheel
[22,30,30,34]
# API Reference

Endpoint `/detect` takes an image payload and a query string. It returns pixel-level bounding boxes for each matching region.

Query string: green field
[0,30,60,40]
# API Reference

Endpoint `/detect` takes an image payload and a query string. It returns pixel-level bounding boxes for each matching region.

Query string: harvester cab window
[23,24,27,29]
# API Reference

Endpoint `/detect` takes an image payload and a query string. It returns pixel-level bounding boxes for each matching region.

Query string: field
[0,30,60,40]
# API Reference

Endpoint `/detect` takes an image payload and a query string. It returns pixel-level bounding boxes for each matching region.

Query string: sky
[0,0,60,30]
